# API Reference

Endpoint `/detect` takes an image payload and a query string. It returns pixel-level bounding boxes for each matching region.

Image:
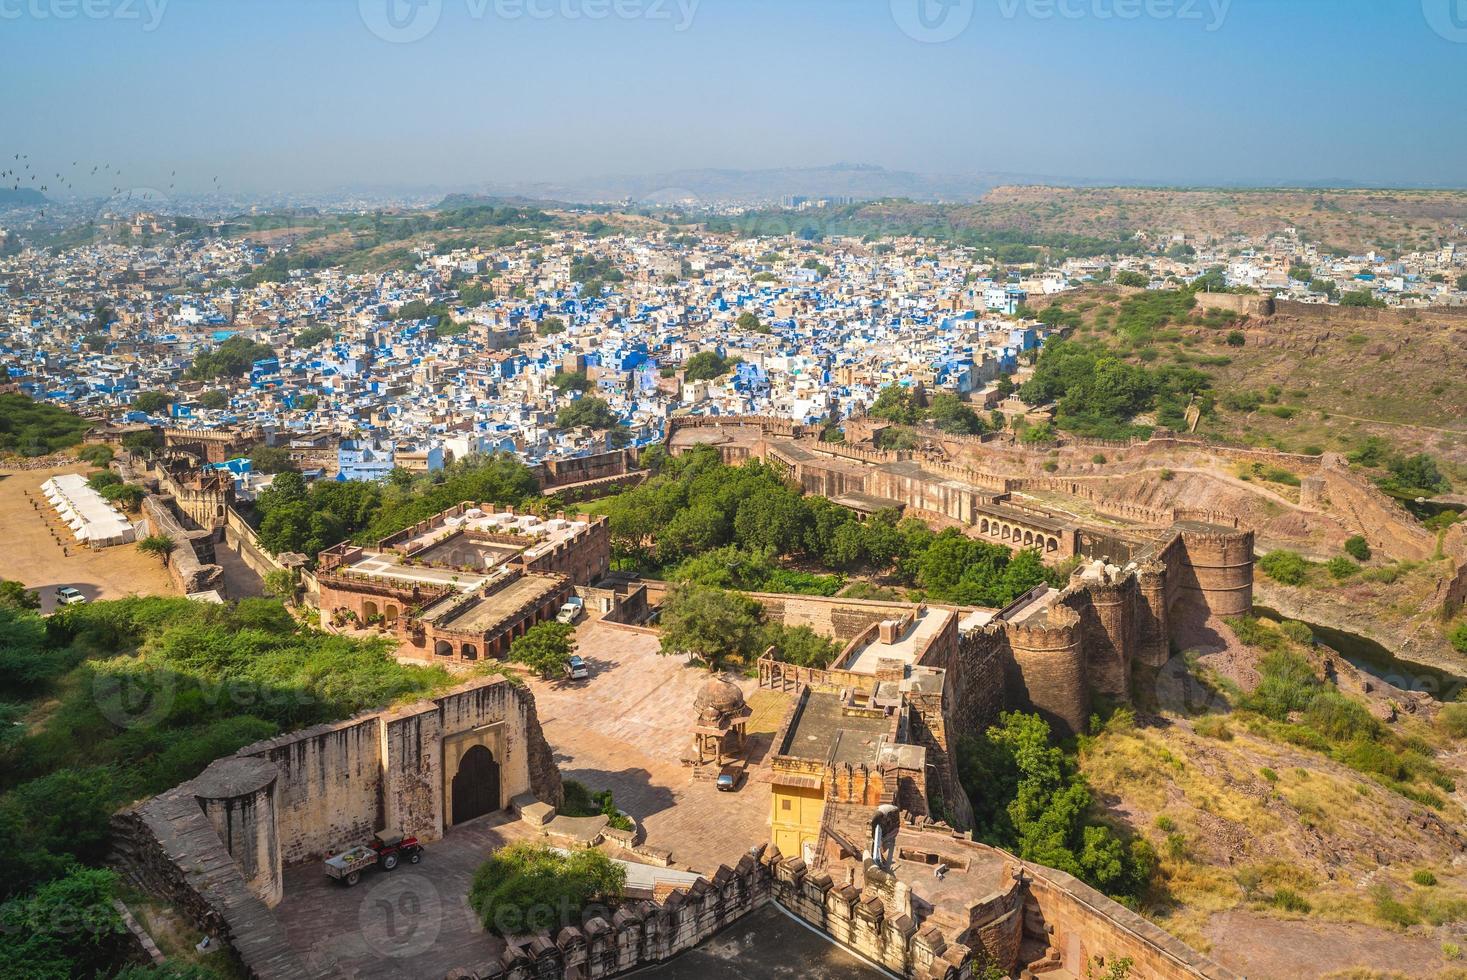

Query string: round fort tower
[1003,604,1087,736]
[1179,528,1255,619]
[192,756,283,907]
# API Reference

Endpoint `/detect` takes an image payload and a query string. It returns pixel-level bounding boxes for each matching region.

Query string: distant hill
[0,187,48,207]
[477,163,1098,206]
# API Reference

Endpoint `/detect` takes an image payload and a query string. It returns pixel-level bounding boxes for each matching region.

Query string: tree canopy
[185,336,274,381]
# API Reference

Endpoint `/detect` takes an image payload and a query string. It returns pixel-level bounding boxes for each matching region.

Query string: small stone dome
[694,675,746,717]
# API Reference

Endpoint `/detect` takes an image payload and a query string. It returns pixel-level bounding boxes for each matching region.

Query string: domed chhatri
[695,675,747,719]
[690,674,752,766]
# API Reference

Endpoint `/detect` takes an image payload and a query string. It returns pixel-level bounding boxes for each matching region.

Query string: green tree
[683,351,734,381]
[137,535,175,564]
[0,579,40,610]
[1344,536,1371,561]
[926,392,985,435]
[556,397,621,431]
[1339,289,1386,309]
[552,370,591,393]
[959,712,1152,901]
[249,444,297,474]
[131,391,170,415]
[657,583,762,670]
[1115,270,1148,288]
[507,621,576,679]
[735,311,766,333]
[537,316,566,336]
[869,383,921,425]
[467,842,625,937]
[196,390,229,410]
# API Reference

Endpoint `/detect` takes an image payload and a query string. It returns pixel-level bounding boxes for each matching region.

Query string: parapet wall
[448,848,774,980]
[1023,864,1240,979]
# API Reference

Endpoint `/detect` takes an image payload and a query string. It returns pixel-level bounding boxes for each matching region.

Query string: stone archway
[383,604,399,625]
[363,600,379,620]
[461,642,478,661]
[451,744,501,825]
[434,639,453,657]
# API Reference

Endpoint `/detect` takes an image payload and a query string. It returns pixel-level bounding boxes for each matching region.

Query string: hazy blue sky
[2,0,1465,194]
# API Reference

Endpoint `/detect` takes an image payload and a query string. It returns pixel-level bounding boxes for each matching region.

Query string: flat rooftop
[430,573,563,633]
[779,691,890,766]
[1002,587,1061,628]
[841,607,953,674]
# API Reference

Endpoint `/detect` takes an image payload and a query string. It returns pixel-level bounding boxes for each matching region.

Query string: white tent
[40,474,138,548]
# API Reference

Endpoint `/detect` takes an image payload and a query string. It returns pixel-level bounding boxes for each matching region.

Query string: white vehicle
[55,586,87,606]
[567,655,590,681]
[555,597,584,624]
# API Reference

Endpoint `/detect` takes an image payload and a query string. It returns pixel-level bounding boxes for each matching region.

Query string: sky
[1,0,1465,196]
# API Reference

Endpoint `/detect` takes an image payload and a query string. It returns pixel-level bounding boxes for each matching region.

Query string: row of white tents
[40,473,139,548]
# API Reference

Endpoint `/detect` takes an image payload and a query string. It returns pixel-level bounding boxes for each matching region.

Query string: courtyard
[522,618,782,872]
[274,618,789,977]
[0,463,175,611]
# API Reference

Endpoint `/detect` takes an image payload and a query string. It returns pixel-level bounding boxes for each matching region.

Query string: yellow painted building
[771,780,824,865]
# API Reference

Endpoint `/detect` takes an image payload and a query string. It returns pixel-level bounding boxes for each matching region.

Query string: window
[782,799,791,811]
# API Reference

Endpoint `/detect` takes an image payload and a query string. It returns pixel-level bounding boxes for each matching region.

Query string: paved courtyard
[525,619,783,873]
[277,619,791,978]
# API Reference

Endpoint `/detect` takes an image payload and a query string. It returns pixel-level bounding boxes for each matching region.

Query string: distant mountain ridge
[477,163,1100,206]
[0,188,48,207]
[467,164,1467,209]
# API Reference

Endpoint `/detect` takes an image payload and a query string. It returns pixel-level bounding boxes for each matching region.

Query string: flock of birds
[2,152,225,219]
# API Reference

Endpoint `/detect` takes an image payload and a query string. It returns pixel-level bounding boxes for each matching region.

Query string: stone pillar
[191,756,283,907]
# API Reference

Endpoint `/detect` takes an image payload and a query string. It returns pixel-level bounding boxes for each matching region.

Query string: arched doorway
[451,744,501,825]
[461,642,478,661]
[363,600,379,620]
[434,639,453,657]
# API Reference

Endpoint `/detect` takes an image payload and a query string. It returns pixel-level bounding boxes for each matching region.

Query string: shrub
[1451,621,1467,655]
[1326,556,1359,580]
[1260,767,1279,783]
[1440,703,1467,739]
[1412,870,1438,887]
[1154,815,1177,833]
[1344,535,1371,561]
[1371,884,1419,927]
[1226,331,1246,347]
[1092,453,1107,464]
[1270,888,1311,913]
[1278,620,1314,644]
[1258,550,1310,586]
[467,843,625,937]
[1193,715,1233,740]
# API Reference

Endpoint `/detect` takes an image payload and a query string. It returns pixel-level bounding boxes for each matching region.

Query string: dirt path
[0,463,176,611]
[1204,909,1453,979]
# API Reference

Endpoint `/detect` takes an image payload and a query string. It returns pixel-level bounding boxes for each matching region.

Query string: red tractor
[324,831,424,885]
[369,831,423,871]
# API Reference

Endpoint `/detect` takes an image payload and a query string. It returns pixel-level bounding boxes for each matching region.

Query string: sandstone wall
[1023,864,1240,979]
[747,591,924,642]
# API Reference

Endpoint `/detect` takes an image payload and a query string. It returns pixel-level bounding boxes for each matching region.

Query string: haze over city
[3,0,1467,196]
